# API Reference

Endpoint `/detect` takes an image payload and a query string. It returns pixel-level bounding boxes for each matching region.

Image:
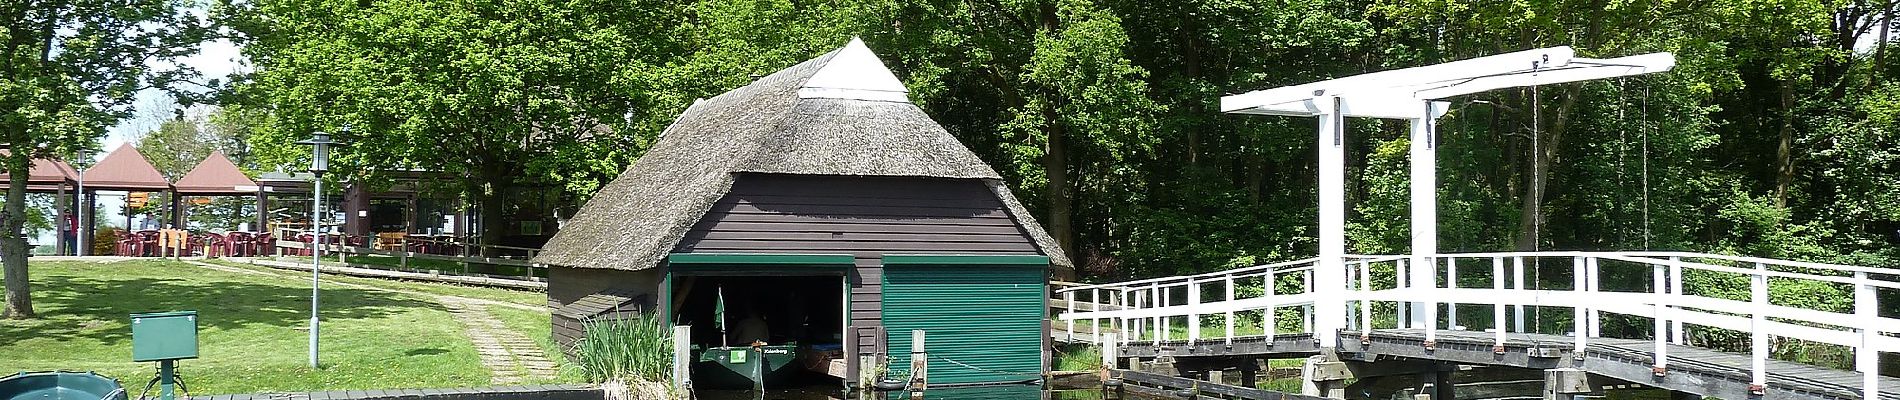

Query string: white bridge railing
[1055,251,1899,398]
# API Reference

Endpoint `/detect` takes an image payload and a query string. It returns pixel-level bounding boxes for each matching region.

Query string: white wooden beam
[1221,46,1575,114]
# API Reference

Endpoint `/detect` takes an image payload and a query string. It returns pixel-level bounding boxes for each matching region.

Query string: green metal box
[130,311,198,362]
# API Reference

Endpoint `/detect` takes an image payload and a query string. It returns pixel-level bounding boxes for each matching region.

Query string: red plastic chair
[113,230,134,256]
[253,232,274,256]
[224,232,252,256]
[133,230,160,257]
[198,233,226,257]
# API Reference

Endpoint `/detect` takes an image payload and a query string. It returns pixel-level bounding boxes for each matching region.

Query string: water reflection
[696,384,1116,400]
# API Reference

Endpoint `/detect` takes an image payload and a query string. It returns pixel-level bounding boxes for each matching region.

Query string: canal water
[696,384,1123,399]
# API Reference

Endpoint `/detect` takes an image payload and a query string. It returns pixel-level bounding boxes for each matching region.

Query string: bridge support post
[1408,104,1439,332]
[1302,354,1350,399]
[1542,368,1594,400]
[1315,96,1347,347]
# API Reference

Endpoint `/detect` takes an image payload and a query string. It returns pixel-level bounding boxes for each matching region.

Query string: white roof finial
[800,37,910,102]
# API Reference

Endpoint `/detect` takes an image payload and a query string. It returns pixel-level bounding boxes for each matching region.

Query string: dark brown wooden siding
[673,173,1048,377]
[547,267,662,358]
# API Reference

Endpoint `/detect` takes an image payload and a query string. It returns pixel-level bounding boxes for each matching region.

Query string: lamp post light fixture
[295,128,339,368]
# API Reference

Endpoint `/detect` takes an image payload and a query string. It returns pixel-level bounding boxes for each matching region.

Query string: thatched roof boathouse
[533,38,1070,388]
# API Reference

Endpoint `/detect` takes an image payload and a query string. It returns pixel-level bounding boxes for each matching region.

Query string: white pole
[309,175,323,368]
[1669,257,1684,344]
[1492,257,1505,347]
[1359,260,1372,333]
[1653,262,1667,374]
[1751,262,1768,392]
[1513,256,1526,332]
[1224,275,1235,342]
[1064,290,1075,343]
[1408,107,1437,330]
[1397,258,1409,328]
[1856,271,1877,399]
[1446,257,1458,330]
[1187,278,1201,343]
[1572,257,1586,352]
[1587,257,1601,337]
[1265,269,1277,342]
[1314,96,1347,347]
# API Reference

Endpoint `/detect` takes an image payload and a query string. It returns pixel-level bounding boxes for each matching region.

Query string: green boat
[691,345,800,390]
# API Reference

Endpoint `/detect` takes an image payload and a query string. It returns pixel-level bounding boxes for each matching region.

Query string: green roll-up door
[882,255,1047,385]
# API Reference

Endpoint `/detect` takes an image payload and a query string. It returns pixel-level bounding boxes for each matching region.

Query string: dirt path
[183,260,558,383]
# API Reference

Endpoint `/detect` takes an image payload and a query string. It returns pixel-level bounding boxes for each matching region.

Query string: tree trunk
[1037,0,1075,258]
[1774,78,1796,208]
[1515,86,1581,251]
[1873,10,1891,88]
[3,156,35,319]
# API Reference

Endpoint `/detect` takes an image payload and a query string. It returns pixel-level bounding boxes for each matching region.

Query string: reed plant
[574,313,674,384]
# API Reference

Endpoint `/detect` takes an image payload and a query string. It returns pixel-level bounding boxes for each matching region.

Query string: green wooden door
[882,255,1047,385]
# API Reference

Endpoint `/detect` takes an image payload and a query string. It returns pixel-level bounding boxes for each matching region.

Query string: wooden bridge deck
[1112,329,1896,400]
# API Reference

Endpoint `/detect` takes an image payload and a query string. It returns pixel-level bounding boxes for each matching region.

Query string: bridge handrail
[1434,251,1900,290]
[1426,250,1896,277]
[1054,257,1320,293]
[1055,250,1892,399]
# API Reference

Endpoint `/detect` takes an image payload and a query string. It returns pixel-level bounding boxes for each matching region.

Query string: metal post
[1750,262,1767,393]
[1856,271,1877,399]
[1314,96,1347,347]
[158,360,176,400]
[77,167,86,256]
[310,174,324,369]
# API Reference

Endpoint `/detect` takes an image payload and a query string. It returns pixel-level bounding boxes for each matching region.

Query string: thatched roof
[535,38,1069,271]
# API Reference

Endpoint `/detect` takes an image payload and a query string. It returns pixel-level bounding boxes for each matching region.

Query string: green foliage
[573,314,674,384]
[1052,344,1103,371]
[2,0,211,318]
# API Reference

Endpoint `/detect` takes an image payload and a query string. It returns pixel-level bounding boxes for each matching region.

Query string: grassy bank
[0,259,563,395]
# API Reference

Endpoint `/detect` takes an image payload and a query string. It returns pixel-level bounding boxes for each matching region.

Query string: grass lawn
[209,259,546,309]
[0,259,564,395]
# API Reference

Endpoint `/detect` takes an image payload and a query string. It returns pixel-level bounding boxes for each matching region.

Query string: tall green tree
[225,0,693,252]
[0,0,208,318]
